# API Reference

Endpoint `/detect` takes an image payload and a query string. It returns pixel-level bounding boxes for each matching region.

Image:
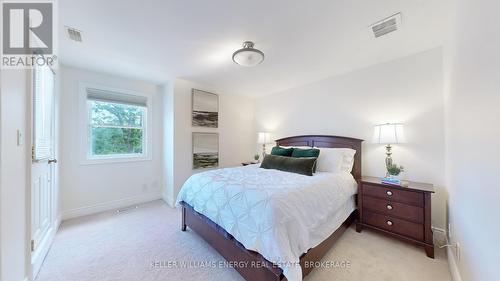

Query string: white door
[31,62,57,278]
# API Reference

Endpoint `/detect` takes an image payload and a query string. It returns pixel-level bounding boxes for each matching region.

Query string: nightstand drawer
[363,211,423,241]
[363,197,424,223]
[363,184,423,206]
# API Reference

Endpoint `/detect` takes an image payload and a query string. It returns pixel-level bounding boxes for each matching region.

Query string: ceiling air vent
[66,26,82,42]
[370,13,402,38]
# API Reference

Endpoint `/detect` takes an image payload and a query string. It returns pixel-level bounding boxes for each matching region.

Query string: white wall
[59,65,164,219]
[0,69,30,281]
[162,78,256,206]
[255,48,447,230]
[444,0,500,280]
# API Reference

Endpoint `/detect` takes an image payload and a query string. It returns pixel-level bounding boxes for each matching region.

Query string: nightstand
[241,161,258,166]
[356,176,435,258]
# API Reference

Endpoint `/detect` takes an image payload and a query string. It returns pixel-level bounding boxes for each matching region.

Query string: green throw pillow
[271,146,294,157]
[291,148,320,172]
[260,154,317,176]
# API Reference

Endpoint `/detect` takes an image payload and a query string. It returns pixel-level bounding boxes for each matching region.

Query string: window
[83,86,150,162]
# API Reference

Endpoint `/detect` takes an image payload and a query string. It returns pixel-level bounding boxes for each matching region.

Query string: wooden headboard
[276,135,363,180]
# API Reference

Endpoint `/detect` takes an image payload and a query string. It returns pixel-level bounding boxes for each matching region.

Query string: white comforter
[175,164,357,281]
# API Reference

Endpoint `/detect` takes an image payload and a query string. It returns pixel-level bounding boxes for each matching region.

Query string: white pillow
[315,148,356,173]
[279,145,311,149]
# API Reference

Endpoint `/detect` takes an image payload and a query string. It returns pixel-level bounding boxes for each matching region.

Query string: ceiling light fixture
[232,41,264,67]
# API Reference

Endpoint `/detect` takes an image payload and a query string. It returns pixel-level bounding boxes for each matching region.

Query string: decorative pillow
[340,149,356,172]
[315,148,356,173]
[260,154,317,176]
[291,148,320,172]
[270,146,294,157]
[291,148,320,158]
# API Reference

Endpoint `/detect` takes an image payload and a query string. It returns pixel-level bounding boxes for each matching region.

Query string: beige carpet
[36,200,451,281]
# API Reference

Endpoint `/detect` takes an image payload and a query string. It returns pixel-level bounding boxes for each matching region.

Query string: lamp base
[385,144,393,177]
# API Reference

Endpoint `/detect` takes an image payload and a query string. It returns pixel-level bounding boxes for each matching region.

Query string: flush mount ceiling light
[232,41,264,67]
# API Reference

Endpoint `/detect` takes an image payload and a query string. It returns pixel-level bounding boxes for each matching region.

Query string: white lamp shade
[233,49,264,67]
[232,41,265,67]
[372,123,406,144]
[257,132,271,144]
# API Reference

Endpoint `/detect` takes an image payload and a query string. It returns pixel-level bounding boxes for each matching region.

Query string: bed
[177,135,363,281]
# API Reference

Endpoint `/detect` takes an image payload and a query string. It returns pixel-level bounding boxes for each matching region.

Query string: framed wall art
[192,89,218,128]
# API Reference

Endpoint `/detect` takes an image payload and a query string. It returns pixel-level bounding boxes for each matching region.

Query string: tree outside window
[89,101,146,157]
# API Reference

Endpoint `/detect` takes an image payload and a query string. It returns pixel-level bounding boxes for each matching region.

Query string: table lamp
[257,132,271,160]
[372,123,406,173]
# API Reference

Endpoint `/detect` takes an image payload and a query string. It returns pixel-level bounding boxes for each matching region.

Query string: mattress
[176,164,358,281]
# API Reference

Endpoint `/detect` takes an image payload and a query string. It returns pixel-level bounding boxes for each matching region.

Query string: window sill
[80,155,152,165]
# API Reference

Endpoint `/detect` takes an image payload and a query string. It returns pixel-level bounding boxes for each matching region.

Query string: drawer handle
[386,204,393,210]
[386,190,393,196]
[386,220,393,226]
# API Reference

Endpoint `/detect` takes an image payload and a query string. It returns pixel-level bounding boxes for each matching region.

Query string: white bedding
[175,164,358,281]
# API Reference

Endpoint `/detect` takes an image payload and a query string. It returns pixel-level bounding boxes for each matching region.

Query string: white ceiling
[58,0,452,97]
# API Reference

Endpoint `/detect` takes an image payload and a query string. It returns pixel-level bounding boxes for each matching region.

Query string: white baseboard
[430,226,462,281]
[447,245,462,281]
[440,229,462,281]
[55,213,62,230]
[61,192,162,220]
[162,192,174,207]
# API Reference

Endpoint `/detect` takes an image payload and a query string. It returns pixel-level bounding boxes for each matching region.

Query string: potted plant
[254,154,260,163]
[387,164,404,179]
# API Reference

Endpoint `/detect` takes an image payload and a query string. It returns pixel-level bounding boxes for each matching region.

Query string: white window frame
[78,82,153,164]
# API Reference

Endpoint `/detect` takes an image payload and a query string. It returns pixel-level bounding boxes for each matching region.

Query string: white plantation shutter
[33,63,55,160]
[86,88,147,107]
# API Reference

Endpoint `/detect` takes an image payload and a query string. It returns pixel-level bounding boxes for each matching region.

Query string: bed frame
[180,135,363,281]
